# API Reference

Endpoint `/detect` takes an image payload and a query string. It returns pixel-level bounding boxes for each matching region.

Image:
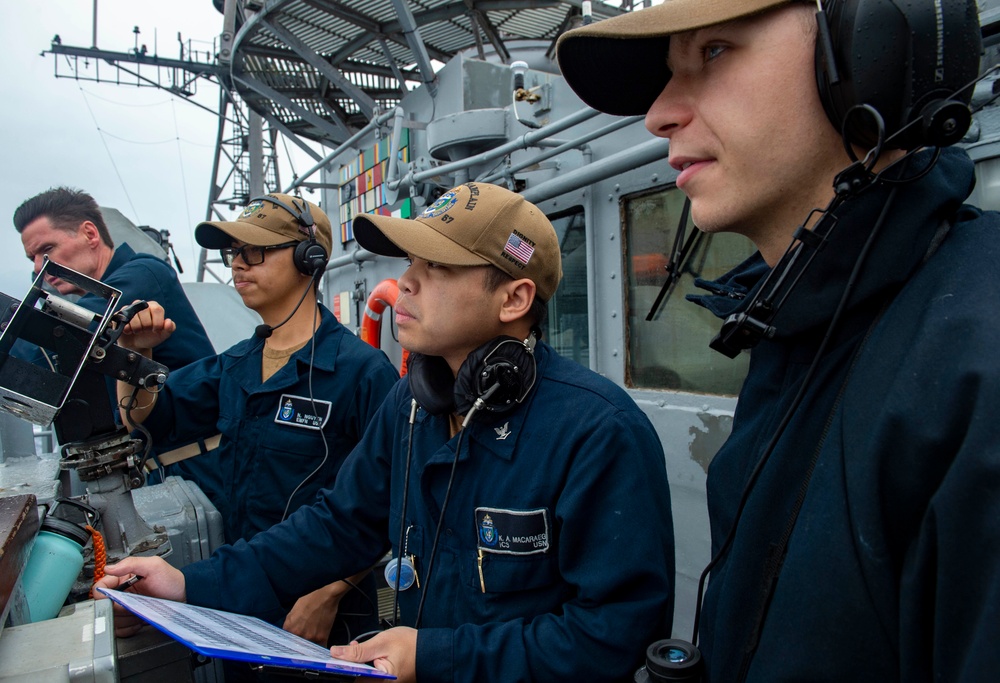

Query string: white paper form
[98,587,394,679]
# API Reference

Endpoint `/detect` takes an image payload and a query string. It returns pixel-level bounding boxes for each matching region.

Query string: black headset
[407,332,538,418]
[248,194,329,277]
[384,332,538,633]
[709,0,984,359]
[247,197,330,521]
[814,0,981,150]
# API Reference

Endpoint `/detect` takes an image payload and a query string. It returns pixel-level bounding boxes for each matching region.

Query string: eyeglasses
[220,242,298,267]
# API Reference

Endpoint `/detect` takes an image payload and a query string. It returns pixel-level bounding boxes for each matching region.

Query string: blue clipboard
[98,587,394,680]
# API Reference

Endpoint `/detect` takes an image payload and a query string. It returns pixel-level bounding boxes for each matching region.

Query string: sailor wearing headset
[115,194,399,649]
[557,0,1000,680]
[101,181,675,683]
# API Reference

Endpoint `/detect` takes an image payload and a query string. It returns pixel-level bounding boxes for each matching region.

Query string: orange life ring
[361,279,409,376]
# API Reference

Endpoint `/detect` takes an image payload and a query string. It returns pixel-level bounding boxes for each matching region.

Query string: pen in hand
[118,575,144,591]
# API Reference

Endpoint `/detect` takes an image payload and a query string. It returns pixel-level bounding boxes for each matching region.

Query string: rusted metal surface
[0,493,39,629]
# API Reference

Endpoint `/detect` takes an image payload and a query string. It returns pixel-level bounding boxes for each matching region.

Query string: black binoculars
[633,639,703,683]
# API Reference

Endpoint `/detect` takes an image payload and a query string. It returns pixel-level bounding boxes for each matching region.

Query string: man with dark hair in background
[558,0,1000,681]
[13,186,213,374]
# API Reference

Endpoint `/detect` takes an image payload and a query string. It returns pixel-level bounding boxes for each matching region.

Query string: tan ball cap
[353,182,563,302]
[557,0,791,116]
[195,193,333,255]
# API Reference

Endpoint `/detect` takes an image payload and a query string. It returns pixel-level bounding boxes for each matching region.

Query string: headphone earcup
[409,338,538,418]
[247,194,328,276]
[408,353,459,416]
[293,239,328,276]
[815,0,910,148]
[815,0,980,150]
[454,337,537,416]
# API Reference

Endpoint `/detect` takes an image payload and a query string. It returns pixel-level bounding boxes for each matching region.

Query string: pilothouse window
[541,209,589,369]
[623,186,753,395]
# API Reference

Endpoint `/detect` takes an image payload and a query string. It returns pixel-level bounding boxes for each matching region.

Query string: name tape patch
[274,394,331,430]
[476,507,549,555]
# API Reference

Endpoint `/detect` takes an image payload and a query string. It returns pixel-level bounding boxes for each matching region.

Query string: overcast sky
[0,0,265,298]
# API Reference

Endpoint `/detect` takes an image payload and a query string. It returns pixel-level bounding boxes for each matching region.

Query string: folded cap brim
[354,213,491,267]
[195,220,299,249]
[557,0,791,115]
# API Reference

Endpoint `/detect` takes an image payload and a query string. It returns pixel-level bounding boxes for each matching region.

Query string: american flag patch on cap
[503,233,535,265]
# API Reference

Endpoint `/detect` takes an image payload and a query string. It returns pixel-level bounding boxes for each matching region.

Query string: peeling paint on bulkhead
[689,411,732,474]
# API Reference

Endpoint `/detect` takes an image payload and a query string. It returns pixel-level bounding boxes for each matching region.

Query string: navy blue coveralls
[690,147,1000,682]
[182,341,675,683]
[143,305,398,544]
[144,306,398,645]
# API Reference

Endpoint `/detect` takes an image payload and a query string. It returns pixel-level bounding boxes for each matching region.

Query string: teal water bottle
[21,500,96,623]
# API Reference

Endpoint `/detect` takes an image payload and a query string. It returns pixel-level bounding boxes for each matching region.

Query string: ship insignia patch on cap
[240,200,265,218]
[421,191,458,218]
